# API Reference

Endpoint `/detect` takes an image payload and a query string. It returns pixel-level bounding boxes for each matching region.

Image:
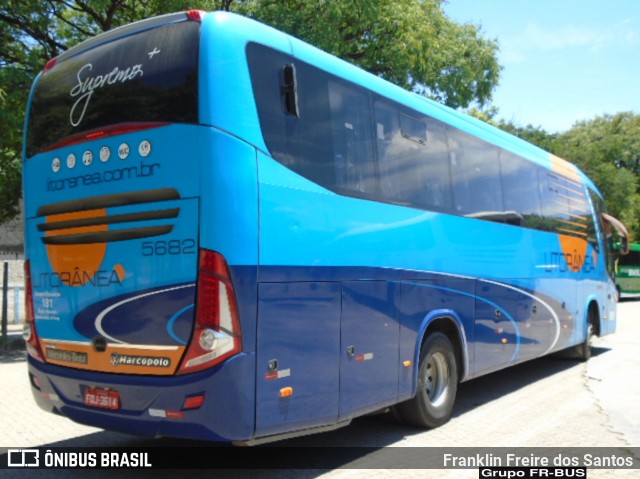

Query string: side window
[247,43,376,196]
[618,250,640,266]
[500,151,542,226]
[247,44,334,187]
[539,172,591,239]
[374,102,452,212]
[374,102,404,201]
[539,172,569,233]
[418,118,452,212]
[589,189,607,253]
[329,81,376,195]
[564,177,591,240]
[448,128,503,217]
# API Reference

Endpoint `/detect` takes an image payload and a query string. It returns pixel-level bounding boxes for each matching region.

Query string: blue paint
[167,304,194,345]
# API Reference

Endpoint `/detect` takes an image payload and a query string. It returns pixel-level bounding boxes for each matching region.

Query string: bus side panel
[338,280,400,420]
[200,12,291,155]
[200,129,259,352]
[473,280,553,375]
[255,281,341,437]
[399,279,475,396]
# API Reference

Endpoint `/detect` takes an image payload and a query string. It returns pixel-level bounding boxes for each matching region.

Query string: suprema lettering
[70,63,144,127]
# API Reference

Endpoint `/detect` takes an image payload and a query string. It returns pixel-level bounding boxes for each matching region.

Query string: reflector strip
[355,353,374,362]
[265,369,291,381]
[182,395,205,410]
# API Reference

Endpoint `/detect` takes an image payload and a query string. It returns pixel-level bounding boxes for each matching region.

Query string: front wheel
[572,305,599,361]
[395,332,458,428]
[575,321,594,361]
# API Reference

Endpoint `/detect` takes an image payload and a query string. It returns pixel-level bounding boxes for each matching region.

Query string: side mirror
[602,213,630,255]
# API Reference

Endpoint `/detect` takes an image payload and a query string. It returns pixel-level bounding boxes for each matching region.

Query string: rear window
[26,20,200,158]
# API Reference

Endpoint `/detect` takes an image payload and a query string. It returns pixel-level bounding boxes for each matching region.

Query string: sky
[443,0,640,132]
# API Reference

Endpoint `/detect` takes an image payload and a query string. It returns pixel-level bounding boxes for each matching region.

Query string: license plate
[83,387,120,410]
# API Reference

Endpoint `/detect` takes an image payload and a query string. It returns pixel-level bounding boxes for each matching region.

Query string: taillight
[23,260,45,362]
[43,57,57,73]
[177,250,242,374]
[186,10,205,22]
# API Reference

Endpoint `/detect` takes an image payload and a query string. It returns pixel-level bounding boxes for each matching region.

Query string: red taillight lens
[177,250,242,374]
[43,57,57,73]
[186,10,205,21]
[24,260,45,362]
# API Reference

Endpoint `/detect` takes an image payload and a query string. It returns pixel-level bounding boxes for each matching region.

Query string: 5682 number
[142,239,196,256]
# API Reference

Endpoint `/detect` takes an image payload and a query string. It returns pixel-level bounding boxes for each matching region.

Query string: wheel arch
[584,296,601,337]
[413,309,469,397]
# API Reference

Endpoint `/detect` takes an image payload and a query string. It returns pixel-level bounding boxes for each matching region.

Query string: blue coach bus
[22,10,628,445]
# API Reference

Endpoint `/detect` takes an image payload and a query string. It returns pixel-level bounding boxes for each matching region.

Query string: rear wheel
[395,332,458,428]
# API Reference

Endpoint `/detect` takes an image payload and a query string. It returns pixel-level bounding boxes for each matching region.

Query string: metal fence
[1,261,25,328]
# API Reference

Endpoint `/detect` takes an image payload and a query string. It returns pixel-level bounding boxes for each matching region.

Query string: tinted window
[500,151,542,226]
[448,129,503,217]
[248,42,595,237]
[248,44,376,197]
[375,102,452,211]
[619,250,640,266]
[538,172,591,238]
[564,177,592,239]
[329,82,377,195]
[538,172,568,233]
[26,21,200,157]
[248,45,334,187]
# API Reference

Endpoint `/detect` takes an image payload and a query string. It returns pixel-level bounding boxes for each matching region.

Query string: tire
[395,332,458,428]
[575,319,594,362]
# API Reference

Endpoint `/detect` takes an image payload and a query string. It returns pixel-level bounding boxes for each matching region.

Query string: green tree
[554,113,640,239]
[238,0,500,109]
[467,107,560,153]
[0,70,25,223]
[495,121,558,154]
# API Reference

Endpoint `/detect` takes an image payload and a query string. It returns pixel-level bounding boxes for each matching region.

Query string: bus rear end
[22,11,255,441]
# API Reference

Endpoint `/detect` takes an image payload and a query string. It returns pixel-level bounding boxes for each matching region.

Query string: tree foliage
[553,113,640,239]
[237,0,500,109]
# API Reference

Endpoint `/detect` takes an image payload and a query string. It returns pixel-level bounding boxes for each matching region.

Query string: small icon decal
[66,153,76,169]
[82,150,93,166]
[138,140,151,157]
[118,143,130,160]
[100,146,111,162]
[52,157,61,173]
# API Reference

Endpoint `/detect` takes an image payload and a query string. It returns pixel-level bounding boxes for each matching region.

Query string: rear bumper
[28,352,255,442]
